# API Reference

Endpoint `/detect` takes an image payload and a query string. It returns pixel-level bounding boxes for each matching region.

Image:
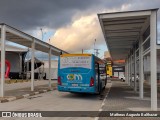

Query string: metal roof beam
[106,30,140,34]
[110,46,133,48]
[107,39,135,42]
[105,27,142,31]
[99,10,151,19]
[106,35,138,38]
[5,27,32,41]
[104,21,145,26]
[102,17,146,22]
[106,32,139,37]
[104,23,143,29]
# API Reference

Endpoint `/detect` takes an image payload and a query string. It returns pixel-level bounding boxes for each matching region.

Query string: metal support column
[150,10,157,111]
[130,54,133,87]
[0,25,6,97]
[130,55,132,86]
[31,40,35,91]
[19,53,22,74]
[125,59,128,84]
[127,59,129,84]
[139,36,144,99]
[48,48,51,89]
[134,46,137,92]
[128,56,130,86]
[128,57,131,86]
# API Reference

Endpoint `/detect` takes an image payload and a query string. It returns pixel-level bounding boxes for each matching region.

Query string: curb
[0,89,56,103]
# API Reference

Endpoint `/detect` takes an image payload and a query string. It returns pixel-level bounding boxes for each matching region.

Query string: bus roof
[60,53,105,64]
[60,53,92,57]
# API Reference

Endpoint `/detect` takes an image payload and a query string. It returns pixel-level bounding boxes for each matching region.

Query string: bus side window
[99,64,107,79]
[95,63,99,80]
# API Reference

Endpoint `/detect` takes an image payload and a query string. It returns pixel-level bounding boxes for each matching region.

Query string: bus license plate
[72,84,78,87]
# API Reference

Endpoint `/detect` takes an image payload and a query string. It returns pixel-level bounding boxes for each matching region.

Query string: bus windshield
[60,56,91,69]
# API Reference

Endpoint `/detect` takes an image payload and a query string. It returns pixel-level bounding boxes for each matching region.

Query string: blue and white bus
[57,54,107,94]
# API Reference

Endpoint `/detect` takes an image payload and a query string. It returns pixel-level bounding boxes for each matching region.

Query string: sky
[1,0,160,59]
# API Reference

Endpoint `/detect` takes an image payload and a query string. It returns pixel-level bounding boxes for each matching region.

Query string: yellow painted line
[5,79,30,84]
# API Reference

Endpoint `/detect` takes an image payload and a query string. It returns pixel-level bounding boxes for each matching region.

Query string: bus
[57,54,107,94]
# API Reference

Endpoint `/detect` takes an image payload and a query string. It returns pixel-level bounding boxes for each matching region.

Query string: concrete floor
[0,79,160,120]
[0,88,105,120]
[99,79,160,120]
[4,80,56,91]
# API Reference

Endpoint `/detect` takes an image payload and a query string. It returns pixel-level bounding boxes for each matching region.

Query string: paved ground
[4,80,56,91]
[0,80,57,102]
[0,85,109,120]
[99,79,160,120]
[0,79,160,120]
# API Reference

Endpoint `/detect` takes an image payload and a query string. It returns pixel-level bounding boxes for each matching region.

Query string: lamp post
[93,39,100,57]
[40,28,43,41]
[94,39,96,55]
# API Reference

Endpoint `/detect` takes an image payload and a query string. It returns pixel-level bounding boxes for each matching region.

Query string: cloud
[0,0,96,30]
[1,0,160,53]
[49,4,132,53]
[49,0,160,54]
[0,0,129,31]
[25,27,54,41]
[0,0,133,56]
[50,14,105,53]
[1,0,160,32]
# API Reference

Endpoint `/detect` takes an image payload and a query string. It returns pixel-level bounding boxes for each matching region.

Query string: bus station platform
[99,79,160,120]
[0,80,57,103]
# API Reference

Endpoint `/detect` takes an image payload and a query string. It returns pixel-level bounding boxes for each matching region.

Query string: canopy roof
[98,8,158,60]
[0,23,68,56]
[0,43,27,52]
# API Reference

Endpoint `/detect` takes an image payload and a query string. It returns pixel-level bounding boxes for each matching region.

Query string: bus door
[95,62,100,92]
[99,64,107,87]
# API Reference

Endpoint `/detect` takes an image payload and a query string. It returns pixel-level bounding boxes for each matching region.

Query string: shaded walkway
[100,79,160,120]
